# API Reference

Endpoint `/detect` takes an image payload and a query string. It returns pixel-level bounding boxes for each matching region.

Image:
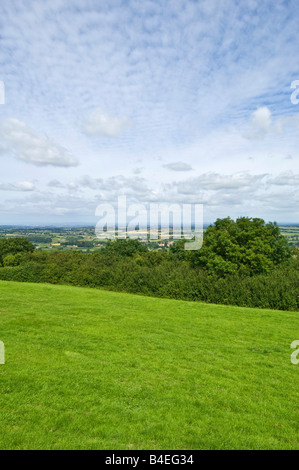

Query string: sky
[0,0,299,226]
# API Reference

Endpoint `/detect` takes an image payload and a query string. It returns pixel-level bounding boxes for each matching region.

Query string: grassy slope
[0,280,298,450]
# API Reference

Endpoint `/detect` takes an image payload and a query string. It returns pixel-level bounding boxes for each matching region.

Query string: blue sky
[0,0,299,225]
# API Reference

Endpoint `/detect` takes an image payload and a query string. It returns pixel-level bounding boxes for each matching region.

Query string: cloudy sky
[0,0,299,226]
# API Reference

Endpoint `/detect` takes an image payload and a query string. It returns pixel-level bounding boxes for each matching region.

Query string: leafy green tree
[0,237,35,265]
[2,253,26,267]
[190,217,291,276]
[101,239,148,257]
[169,239,188,260]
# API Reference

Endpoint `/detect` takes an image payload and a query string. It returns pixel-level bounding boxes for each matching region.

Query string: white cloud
[176,172,267,193]
[67,182,79,191]
[48,180,65,188]
[82,109,130,137]
[245,106,272,140]
[252,107,272,133]
[163,162,193,171]
[0,1,299,223]
[0,119,78,167]
[78,175,102,190]
[0,181,35,191]
[3,169,299,225]
[268,171,299,186]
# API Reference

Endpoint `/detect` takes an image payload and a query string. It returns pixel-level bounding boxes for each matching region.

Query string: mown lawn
[0,280,298,450]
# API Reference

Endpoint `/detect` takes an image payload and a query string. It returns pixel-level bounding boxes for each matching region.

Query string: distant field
[1,224,299,250]
[279,225,299,247]
[0,281,298,450]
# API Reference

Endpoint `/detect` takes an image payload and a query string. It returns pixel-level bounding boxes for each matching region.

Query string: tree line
[0,217,298,311]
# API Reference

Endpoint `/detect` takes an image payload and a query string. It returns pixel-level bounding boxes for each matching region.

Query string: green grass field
[0,281,298,450]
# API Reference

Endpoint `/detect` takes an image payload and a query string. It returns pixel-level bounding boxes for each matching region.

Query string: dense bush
[0,246,298,311]
[0,222,298,311]
[0,237,35,265]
